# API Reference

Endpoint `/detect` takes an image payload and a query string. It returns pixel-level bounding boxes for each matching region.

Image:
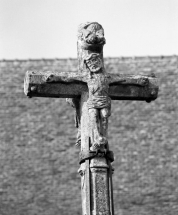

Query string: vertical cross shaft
[79,90,114,215]
[77,22,114,215]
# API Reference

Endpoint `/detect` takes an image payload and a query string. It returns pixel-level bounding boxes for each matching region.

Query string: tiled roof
[0,56,178,215]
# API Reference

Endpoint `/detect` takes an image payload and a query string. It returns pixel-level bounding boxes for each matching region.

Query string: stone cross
[24,22,158,215]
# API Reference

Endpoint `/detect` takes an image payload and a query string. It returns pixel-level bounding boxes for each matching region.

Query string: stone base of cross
[24,22,158,215]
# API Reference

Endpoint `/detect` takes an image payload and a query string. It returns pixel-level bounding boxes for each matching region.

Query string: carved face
[85,54,102,73]
[78,22,105,45]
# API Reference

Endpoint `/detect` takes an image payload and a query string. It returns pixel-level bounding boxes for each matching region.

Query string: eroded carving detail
[85,53,110,151]
[90,168,108,173]
[66,98,81,146]
[78,22,105,47]
[92,172,109,215]
[78,166,85,177]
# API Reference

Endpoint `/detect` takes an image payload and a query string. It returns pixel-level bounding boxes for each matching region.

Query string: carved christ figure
[85,53,114,151]
[44,53,148,151]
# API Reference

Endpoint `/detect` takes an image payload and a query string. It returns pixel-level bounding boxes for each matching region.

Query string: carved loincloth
[87,96,111,110]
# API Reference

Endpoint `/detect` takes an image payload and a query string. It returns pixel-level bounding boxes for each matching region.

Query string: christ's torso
[86,73,111,110]
[87,73,109,97]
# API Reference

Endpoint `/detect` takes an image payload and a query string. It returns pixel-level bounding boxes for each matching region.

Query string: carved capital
[77,22,105,47]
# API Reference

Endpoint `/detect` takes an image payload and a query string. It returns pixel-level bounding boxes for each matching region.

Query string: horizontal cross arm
[24,70,158,102]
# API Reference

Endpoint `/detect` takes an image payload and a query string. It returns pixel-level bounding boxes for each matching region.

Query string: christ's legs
[88,108,102,150]
[100,108,110,139]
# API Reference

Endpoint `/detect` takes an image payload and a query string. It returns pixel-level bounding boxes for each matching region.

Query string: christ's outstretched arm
[108,74,149,87]
[44,72,87,83]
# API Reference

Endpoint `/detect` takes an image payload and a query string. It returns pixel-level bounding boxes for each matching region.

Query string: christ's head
[85,53,102,73]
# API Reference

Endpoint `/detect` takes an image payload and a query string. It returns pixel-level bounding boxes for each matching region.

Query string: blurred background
[0,0,178,215]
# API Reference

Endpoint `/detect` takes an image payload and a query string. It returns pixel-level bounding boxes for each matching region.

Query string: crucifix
[24,22,158,215]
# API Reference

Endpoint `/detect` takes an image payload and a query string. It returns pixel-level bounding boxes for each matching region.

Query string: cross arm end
[108,74,159,102]
[24,70,87,98]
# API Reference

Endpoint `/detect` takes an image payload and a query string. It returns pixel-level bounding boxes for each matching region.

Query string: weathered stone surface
[24,71,87,98]
[90,167,109,215]
[76,22,113,215]
[24,70,158,101]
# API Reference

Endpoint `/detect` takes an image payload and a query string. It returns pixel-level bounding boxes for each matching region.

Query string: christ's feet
[90,136,108,151]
